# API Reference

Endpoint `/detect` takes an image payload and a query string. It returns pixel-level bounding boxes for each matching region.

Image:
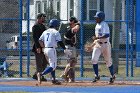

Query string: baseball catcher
[60,16,80,82]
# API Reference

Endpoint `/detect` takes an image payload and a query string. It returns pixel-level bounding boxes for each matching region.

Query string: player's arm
[58,41,72,56]
[72,22,80,33]
[57,41,66,49]
[32,26,42,48]
[39,40,45,48]
[38,33,45,48]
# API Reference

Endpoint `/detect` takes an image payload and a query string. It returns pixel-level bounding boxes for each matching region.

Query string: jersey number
[46,33,50,41]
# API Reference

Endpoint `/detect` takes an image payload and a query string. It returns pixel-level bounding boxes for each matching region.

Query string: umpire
[32,13,48,81]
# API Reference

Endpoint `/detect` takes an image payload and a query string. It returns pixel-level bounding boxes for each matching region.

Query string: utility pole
[112,0,121,74]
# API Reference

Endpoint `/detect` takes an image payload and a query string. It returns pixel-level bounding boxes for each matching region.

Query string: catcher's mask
[69,16,78,23]
[37,13,46,19]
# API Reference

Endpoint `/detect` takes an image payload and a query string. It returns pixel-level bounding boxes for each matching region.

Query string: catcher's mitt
[84,40,94,52]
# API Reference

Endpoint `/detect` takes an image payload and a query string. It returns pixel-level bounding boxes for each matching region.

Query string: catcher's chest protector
[64,27,76,46]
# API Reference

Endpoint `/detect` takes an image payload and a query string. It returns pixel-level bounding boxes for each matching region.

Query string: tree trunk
[112,0,121,74]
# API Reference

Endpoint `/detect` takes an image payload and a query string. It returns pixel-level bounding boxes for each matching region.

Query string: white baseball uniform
[92,21,112,67]
[39,28,62,69]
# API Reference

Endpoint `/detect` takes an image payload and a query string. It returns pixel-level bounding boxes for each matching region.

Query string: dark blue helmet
[94,11,105,20]
[49,19,60,27]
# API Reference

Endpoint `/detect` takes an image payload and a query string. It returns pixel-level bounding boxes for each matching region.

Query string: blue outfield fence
[0,0,137,78]
[136,0,140,67]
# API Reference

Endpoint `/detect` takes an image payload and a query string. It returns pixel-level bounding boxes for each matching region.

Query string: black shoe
[109,75,116,84]
[32,74,47,81]
[41,76,47,81]
[32,74,37,80]
[52,80,61,85]
[92,76,100,82]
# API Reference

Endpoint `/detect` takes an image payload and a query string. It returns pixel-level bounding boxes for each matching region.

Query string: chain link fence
[0,0,138,80]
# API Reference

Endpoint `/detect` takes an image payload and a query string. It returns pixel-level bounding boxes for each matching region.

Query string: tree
[45,0,60,26]
[112,0,121,74]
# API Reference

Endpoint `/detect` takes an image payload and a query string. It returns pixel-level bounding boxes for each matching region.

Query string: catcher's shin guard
[37,72,41,84]
[68,68,75,82]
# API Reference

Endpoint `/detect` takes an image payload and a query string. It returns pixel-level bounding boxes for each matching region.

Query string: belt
[45,47,53,48]
[99,42,107,44]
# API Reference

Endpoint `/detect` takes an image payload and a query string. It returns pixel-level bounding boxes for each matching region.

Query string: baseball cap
[37,13,46,19]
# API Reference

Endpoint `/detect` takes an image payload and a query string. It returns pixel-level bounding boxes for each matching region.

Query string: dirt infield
[0,80,140,87]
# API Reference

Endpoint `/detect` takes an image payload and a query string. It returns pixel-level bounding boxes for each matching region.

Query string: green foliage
[44,0,60,26]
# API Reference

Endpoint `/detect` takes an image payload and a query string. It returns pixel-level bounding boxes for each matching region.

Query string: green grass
[6,60,140,80]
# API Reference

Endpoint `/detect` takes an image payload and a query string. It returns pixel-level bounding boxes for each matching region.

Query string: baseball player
[60,16,80,82]
[91,11,115,84]
[37,19,72,85]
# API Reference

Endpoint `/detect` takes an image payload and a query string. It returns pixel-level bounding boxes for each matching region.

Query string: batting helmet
[94,11,105,20]
[49,19,60,28]
[69,16,78,23]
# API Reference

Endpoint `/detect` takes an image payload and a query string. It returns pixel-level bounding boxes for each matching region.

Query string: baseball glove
[84,42,93,52]
[84,36,98,52]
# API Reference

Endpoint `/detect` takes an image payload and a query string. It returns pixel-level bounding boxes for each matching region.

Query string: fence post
[26,0,30,77]
[136,0,140,67]
[125,0,129,77]
[129,0,134,77]
[80,0,84,77]
[18,0,23,77]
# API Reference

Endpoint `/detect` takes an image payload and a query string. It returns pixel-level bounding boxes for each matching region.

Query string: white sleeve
[102,23,110,34]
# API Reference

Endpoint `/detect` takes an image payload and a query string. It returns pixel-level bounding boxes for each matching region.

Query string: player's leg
[68,58,77,82]
[91,48,101,82]
[51,70,61,85]
[68,47,77,82]
[41,48,55,75]
[103,43,115,83]
[41,54,48,81]
[60,46,76,82]
[42,54,48,71]
[34,53,44,82]
[42,48,61,85]
[60,63,70,82]
[3,61,8,77]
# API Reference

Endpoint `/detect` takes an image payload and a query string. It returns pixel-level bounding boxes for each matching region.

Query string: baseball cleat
[52,80,61,85]
[109,75,116,84]
[68,79,75,83]
[41,76,47,81]
[92,76,100,82]
[32,74,38,80]
[32,74,47,81]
